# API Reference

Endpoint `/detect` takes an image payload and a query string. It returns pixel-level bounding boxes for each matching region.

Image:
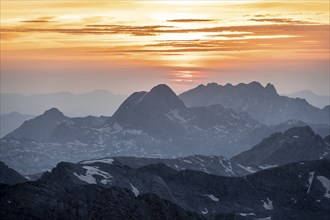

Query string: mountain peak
[110,84,186,130]
[284,126,315,137]
[265,83,278,95]
[149,84,175,95]
[141,84,185,110]
[43,108,64,118]
[249,81,263,88]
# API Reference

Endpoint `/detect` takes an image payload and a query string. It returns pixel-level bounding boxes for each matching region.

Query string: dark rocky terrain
[1,159,329,220]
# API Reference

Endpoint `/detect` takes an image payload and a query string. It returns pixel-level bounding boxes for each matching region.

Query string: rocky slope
[1,159,329,220]
[232,126,330,166]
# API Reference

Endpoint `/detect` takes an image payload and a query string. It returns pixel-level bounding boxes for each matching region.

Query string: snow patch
[165,109,187,123]
[262,197,274,210]
[317,176,330,198]
[205,194,219,202]
[259,164,278,169]
[219,158,235,175]
[307,172,315,194]
[81,158,114,165]
[320,151,329,159]
[293,135,299,138]
[237,164,256,173]
[201,208,208,214]
[130,183,140,196]
[183,159,192,164]
[73,166,112,185]
[239,213,255,216]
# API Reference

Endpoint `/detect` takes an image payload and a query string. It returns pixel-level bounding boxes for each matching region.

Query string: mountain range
[1,82,329,219]
[1,159,329,219]
[288,90,330,109]
[2,84,330,174]
[0,112,35,137]
[0,90,126,117]
[179,82,330,125]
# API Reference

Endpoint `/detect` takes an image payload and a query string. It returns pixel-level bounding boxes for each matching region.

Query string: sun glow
[1,0,329,92]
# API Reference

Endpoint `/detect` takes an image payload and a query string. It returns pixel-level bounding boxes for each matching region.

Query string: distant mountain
[0,89,126,117]
[232,126,330,166]
[0,161,26,185]
[0,112,35,137]
[288,90,330,109]
[96,155,261,177]
[2,84,330,175]
[5,108,108,142]
[179,82,330,125]
[2,159,328,219]
[5,108,68,142]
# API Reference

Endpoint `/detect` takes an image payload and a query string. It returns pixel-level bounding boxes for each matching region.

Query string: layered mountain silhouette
[179,82,330,125]
[288,90,330,108]
[1,159,329,219]
[0,90,126,117]
[0,161,26,185]
[0,112,35,138]
[232,126,330,166]
[2,84,330,174]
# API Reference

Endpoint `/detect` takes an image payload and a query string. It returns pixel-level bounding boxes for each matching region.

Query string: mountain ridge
[179,82,330,125]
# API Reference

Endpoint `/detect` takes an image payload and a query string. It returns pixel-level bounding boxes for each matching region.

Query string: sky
[1,0,329,96]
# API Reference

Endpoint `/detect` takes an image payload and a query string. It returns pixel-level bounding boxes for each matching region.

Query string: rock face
[232,126,330,166]
[179,82,330,125]
[0,161,26,185]
[0,183,204,220]
[1,159,329,220]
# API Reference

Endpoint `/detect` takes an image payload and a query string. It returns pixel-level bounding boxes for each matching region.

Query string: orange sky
[1,0,329,95]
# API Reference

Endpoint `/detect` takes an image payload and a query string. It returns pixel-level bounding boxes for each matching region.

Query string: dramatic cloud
[1,0,329,94]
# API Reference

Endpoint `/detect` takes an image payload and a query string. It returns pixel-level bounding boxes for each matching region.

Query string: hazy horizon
[1,81,329,97]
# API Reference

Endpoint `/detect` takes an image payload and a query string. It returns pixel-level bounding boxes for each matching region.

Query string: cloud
[20,16,55,23]
[21,20,52,23]
[167,19,215,23]
[249,18,317,24]
[3,23,327,37]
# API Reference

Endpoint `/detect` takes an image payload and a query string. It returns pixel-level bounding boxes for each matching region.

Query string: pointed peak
[265,83,277,94]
